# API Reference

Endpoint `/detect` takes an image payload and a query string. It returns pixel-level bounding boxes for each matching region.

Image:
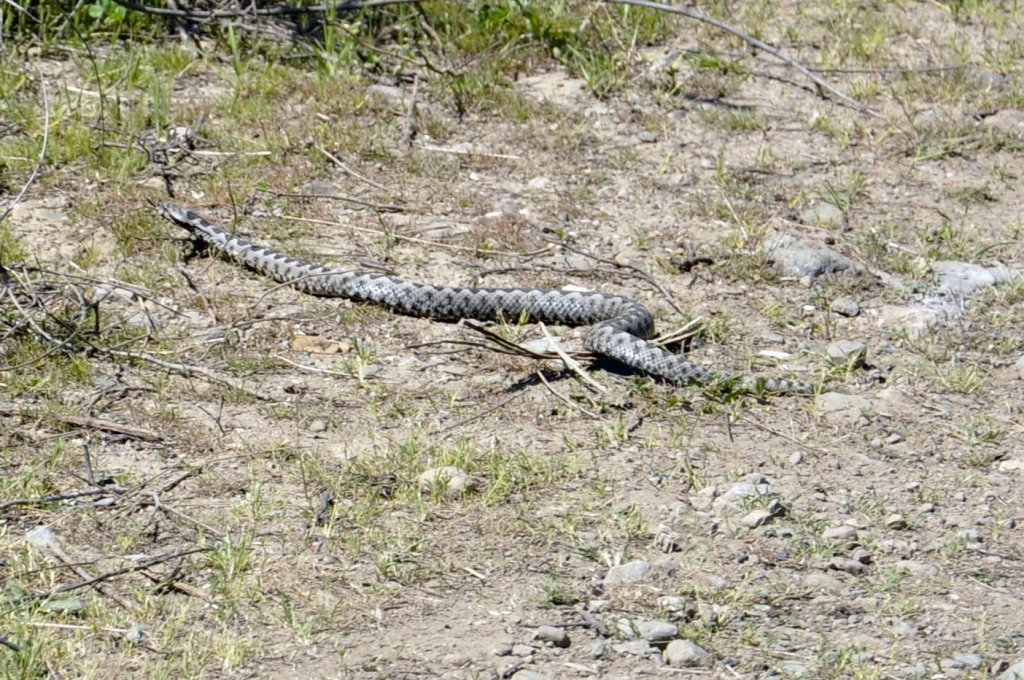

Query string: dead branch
[49,547,210,598]
[109,0,422,20]
[542,234,685,316]
[27,528,137,611]
[0,486,128,512]
[602,0,882,118]
[0,403,163,442]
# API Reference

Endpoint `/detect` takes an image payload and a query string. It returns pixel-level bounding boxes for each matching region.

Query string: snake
[156,203,813,394]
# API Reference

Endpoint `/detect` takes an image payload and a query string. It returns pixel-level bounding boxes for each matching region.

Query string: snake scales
[157,203,813,394]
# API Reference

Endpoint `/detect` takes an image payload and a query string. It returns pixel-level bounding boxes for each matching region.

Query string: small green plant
[817,170,867,214]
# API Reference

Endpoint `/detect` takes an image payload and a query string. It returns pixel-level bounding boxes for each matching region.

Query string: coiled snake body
[157,203,812,394]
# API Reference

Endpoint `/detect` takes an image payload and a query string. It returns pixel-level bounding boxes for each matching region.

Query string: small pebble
[830,297,860,317]
[886,514,907,530]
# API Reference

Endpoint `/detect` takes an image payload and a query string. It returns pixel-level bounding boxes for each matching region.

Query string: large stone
[663,639,711,667]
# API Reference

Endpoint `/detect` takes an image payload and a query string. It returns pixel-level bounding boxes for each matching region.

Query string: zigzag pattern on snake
[157,203,813,394]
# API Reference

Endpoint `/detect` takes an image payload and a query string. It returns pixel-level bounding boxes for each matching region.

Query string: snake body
[157,203,812,394]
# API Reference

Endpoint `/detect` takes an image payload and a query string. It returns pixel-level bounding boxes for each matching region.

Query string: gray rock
[510,644,536,657]
[830,297,860,317]
[590,640,607,659]
[933,261,1019,296]
[959,528,984,543]
[942,653,982,670]
[533,625,570,648]
[828,556,866,574]
[309,419,328,433]
[638,620,678,643]
[689,485,717,511]
[826,340,867,367]
[800,201,845,228]
[663,639,711,667]
[603,560,651,586]
[511,671,551,680]
[763,234,860,278]
[658,595,696,619]
[417,466,474,498]
[981,109,1024,132]
[889,618,917,638]
[742,508,775,528]
[894,560,939,577]
[822,525,859,542]
[999,459,1024,473]
[803,572,847,592]
[778,660,811,677]
[612,639,653,656]
[713,481,776,515]
[816,391,876,425]
[875,300,954,339]
[999,658,1024,679]
[886,513,907,530]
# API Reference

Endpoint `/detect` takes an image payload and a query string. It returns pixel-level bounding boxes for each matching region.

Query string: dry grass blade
[650,317,703,348]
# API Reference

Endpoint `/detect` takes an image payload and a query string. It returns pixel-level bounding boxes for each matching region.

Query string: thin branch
[27,529,137,611]
[0,486,128,512]
[49,547,210,597]
[602,0,882,118]
[542,235,684,316]
[109,0,422,20]
[313,143,387,191]
[255,187,405,213]
[0,404,163,442]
